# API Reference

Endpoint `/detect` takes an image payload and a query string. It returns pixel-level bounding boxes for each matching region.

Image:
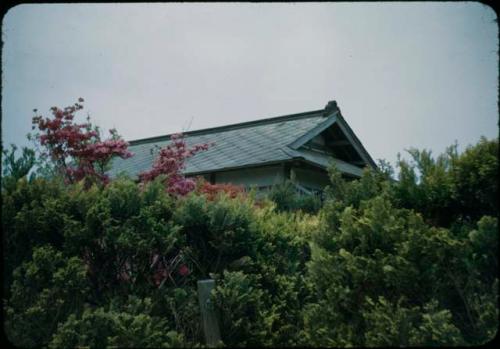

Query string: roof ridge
[129,108,325,146]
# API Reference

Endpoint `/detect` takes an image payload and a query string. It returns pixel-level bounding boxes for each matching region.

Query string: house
[109,100,377,194]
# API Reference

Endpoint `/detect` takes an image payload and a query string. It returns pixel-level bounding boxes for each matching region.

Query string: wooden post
[197,279,221,347]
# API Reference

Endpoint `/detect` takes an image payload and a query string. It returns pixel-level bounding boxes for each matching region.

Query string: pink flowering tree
[30,98,133,186]
[139,133,211,196]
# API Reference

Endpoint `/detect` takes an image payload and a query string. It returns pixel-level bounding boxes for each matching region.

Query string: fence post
[197,279,221,347]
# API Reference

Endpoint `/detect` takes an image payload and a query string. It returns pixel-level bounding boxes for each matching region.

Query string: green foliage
[212,271,267,347]
[3,136,497,347]
[392,137,498,226]
[172,193,314,346]
[2,177,69,297]
[268,179,322,214]
[65,178,183,298]
[172,193,259,277]
[303,138,499,346]
[152,287,202,343]
[5,246,89,347]
[3,178,194,347]
[363,297,463,346]
[468,216,498,282]
[245,208,314,346]
[49,297,185,349]
[268,180,297,212]
[452,137,498,220]
[1,144,36,192]
[306,191,497,345]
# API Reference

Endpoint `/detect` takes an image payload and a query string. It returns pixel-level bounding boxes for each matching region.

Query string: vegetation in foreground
[2,101,498,347]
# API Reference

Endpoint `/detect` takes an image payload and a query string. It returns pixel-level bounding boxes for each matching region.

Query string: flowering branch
[139,133,211,196]
[30,98,133,186]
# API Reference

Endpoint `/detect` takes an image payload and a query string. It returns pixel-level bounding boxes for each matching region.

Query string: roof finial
[324,100,339,116]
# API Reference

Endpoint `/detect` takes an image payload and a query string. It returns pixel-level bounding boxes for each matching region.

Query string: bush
[212,271,267,347]
[5,246,89,347]
[268,179,322,214]
[2,132,497,347]
[49,298,185,349]
[303,138,499,346]
[1,144,36,192]
[2,177,69,297]
[363,297,463,346]
[391,137,498,226]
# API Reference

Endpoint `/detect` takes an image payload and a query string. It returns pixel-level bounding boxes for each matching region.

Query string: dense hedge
[2,137,498,347]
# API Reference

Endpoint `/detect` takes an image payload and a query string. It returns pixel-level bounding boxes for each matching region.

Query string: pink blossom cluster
[139,133,211,196]
[76,139,133,162]
[31,98,133,185]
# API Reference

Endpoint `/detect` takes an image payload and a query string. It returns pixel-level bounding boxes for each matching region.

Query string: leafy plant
[3,107,497,349]
[5,246,89,347]
[268,179,322,214]
[139,133,211,196]
[30,98,133,187]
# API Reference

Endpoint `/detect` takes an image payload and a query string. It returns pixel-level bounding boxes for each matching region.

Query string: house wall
[214,165,284,188]
[190,163,332,193]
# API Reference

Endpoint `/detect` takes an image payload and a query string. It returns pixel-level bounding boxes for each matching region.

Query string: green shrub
[249,208,315,346]
[49,297,185,348]
[1,144,36,192]
[391,137,498,226]
[303,146,498,346]
[172,193,260,277]
[2,137,497,347]
[212,270,267,347]
[5,246,89,347]
[363,297,463,346]
[268,180,322,214]
[3,177,69,295]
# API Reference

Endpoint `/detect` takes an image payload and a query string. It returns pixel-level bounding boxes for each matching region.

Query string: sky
[2,2,498,168]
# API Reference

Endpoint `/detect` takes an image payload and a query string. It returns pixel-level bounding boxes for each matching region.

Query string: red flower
[178,264,190,276]
[138,133,211,196]
[197,180,244,201]
[30,98,133,186]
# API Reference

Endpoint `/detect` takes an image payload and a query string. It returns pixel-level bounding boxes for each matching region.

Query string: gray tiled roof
[109,105,369,179]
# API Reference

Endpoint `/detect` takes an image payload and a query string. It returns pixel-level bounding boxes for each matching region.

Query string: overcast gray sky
[2,2,498,167]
